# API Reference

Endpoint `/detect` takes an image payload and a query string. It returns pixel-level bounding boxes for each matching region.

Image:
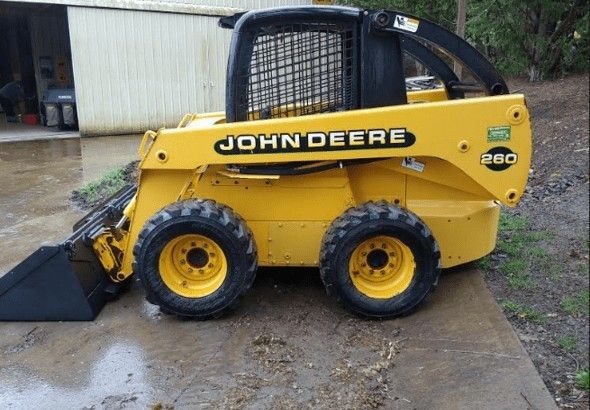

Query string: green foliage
[499,258,527,275]
[78,167,127,205]
[499,213,530,233]
[576,369,590,390]
[342,0,589,79]
[557,334,578,352]
[500,299,521,313]
[476,255,492,271]
[339,0,456,28]
[561,291,590,316]
[520,306,548,325]
[493,212,561,289]
[500,300,548,325]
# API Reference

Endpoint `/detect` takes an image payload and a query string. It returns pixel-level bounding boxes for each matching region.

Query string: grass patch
[528,246,549,260]
[501,299,521,313]
[499,259,534,289]
[491,213,561,290]
[547,263,564,281]
[498,213,530,232]
[557,334,578,352]
[499,258,527,275]
[561,291,590,316]
[576,369,589,390]
[476,255,492,271]
[500,300,548,325]
[76,167,127,206]
[519,306,549,325]
[507,273,534,290]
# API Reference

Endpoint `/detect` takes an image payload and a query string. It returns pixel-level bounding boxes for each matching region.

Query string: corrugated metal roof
[1,0,313,16]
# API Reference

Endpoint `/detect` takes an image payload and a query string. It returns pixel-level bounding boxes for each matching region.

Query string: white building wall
[67,1,311,135]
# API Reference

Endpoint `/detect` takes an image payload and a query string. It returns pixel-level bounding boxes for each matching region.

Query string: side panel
[141,95,532,207]
[414,201,500,267]
[122,160,501,274]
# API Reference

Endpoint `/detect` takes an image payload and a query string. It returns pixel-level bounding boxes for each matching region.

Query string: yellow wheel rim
[159,234,227,298]
[348,235,415,299]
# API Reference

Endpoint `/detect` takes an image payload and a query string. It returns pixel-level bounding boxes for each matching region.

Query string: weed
[509,274,534,290]
[561,291,590,316]
[501,300,548,325]
[497,236,525,257]
[528,247,549,260]
[557,335,578,352]
[78,167,127,205]
[500,259,527,275]
[501,299,521,313]
[519,306,548,325]
[547,264,564,281]
[499,259,534,289]
[498,214,530,232]
[576,369,589,390]
[526,230,554,241]
[476,256,492,271]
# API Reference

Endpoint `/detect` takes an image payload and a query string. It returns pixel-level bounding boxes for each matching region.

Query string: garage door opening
[0,2,78,140]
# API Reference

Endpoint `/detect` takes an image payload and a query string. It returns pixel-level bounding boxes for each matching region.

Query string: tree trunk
[454,0,467,79]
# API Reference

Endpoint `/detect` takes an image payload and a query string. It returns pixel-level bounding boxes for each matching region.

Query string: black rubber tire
[319,201,441,319]
[133,199,257,319]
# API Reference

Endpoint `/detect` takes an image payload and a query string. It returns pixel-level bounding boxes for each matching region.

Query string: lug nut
[208,263,213,268]
[199,269,204,274]
[180,260,186,265]
[191,242,196,247]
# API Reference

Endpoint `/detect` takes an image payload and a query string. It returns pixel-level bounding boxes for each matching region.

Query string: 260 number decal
[480,147,518,171]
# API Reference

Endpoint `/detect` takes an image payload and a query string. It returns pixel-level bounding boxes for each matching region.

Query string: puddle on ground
[0,135,141,274]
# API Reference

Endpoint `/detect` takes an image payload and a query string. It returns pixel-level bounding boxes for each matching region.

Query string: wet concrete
[0,123,78,143]
[0,136,141,274]
[0,137,557,409]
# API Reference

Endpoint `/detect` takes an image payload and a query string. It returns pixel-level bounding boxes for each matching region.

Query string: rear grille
[245,22,358,120]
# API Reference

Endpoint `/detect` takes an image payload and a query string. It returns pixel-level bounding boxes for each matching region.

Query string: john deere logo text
[214,129,416,155]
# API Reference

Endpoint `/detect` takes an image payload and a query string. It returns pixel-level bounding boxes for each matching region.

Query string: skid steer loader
[0,6,531,321]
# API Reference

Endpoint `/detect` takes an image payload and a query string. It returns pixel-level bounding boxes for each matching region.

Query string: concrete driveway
[0,137,557,409]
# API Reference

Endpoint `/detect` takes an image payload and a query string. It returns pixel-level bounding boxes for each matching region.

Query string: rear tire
[133,199,257,319]
[319,201,441,318]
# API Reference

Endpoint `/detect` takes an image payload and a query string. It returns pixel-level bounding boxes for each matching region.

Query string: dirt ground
[485,75,589,408]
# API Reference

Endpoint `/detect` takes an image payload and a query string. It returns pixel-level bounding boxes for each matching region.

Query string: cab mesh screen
[246,23,357,120]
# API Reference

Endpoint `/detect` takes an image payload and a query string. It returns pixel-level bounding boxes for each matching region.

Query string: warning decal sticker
[393,16,420,33]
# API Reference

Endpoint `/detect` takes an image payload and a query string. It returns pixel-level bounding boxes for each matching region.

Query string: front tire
[319,201,441,318]
[133,199,257,319]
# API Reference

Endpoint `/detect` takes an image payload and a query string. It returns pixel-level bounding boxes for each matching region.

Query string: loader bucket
[0,185,136,321]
